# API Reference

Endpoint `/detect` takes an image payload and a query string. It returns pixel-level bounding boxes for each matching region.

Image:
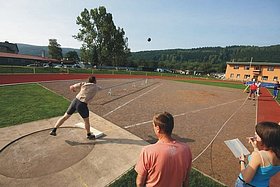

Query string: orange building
[225,61,280,83]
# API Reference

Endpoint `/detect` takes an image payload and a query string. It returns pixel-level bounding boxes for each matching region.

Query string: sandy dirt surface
[40,78,257,186]
[0,127,94,179]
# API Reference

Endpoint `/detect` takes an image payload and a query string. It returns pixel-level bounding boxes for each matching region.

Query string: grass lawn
[108,167,225,187]
[177,79,245,90]
[0,83,69,128]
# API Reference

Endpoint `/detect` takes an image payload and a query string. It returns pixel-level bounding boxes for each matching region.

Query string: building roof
[226,61,280,66]
[0,52,59,62]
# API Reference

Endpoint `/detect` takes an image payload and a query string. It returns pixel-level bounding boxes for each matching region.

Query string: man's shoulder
[142,141,190,150]
[83,82,99,87]
[143,143,158,149]
[176,141,191,150]
[141,143,162,153]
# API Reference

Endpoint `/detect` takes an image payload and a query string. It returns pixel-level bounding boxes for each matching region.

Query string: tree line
[128,45,280,73]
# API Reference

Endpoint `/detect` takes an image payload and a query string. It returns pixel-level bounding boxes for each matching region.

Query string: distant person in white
[256,81,261,96]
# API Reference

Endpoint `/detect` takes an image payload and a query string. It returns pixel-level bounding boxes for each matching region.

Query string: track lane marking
[124,98,244,129]
[103,84,162,117]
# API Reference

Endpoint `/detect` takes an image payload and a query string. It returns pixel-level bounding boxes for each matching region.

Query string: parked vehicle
[43,63,50,68]
[27,64,39,67]
[54,64,67,68]
[72,64,81,68]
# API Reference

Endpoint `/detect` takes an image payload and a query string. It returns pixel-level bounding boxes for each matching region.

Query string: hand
[239,154,245,161]
[246,136,257,149]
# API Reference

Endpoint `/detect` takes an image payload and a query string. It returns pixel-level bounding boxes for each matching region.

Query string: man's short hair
[88,76,96,83]
[153,112,174,136]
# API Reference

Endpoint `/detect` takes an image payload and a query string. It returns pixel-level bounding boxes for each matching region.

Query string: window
[244,75,250,79]
[230,73,234,78]
[262,76,268,81]
[273,77,278,81]
[236,74,240,78]
[234,65,239,69]
[244,66,250,70]
[254,66,261,70]
[267,66,274,71]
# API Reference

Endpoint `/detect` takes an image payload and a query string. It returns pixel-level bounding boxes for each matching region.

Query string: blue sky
[0,0,279,52]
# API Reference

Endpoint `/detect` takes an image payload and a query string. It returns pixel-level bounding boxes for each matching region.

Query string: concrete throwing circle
[0,127,95,179]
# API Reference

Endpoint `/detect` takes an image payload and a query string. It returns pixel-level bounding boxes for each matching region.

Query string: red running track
[258,88,280,187]
[258,87,280,123]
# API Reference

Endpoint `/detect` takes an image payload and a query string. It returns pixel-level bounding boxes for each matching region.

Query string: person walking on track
[50,75,101,140]
[256,81,261,96]
[273,81,280,100]
[249,82,257,100]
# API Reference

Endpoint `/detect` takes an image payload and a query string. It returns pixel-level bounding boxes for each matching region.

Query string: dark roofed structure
[0,52,59,66]
[0,41,19,54]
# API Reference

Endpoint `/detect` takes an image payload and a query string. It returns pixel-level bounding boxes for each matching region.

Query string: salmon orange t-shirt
[135,140,192,187]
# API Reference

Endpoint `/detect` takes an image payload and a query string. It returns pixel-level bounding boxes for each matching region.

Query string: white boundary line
[103,84,162,117]
[192,96,249,162]
[38,83,71,102]
[0,78,86,87]
[124,98,244,129]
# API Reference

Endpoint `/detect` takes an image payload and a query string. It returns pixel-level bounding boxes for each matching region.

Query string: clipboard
[224,138,250,158]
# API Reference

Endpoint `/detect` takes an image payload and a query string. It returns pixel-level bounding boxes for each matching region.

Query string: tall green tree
[64,51,80,62]
[73,6,130,66]
[48,39,62,60]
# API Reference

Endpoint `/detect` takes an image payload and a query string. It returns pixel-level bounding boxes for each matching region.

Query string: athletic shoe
[87,134,96,140]
[50,130,57,136]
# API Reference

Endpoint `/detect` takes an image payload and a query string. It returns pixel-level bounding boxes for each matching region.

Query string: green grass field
[0,83,69,128]
[0,65,216,79]
[177,79,245,89]
[108,167,226,187]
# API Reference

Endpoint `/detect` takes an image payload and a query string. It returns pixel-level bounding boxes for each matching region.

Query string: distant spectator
[256,81,261,96]
[272,81,280,100]
[249,82,257,100]
[135,112,192,187]
[235,121,280,187]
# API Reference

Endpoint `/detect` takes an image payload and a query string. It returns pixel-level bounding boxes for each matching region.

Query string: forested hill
[17,43,80,57]
[17,43,280,63]
[128,45,280,72]
[16,43,280,73]
[130,45,280,64]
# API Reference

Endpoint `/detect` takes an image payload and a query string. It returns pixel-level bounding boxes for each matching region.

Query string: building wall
[0,57,44,66]
[225,64,280,83]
